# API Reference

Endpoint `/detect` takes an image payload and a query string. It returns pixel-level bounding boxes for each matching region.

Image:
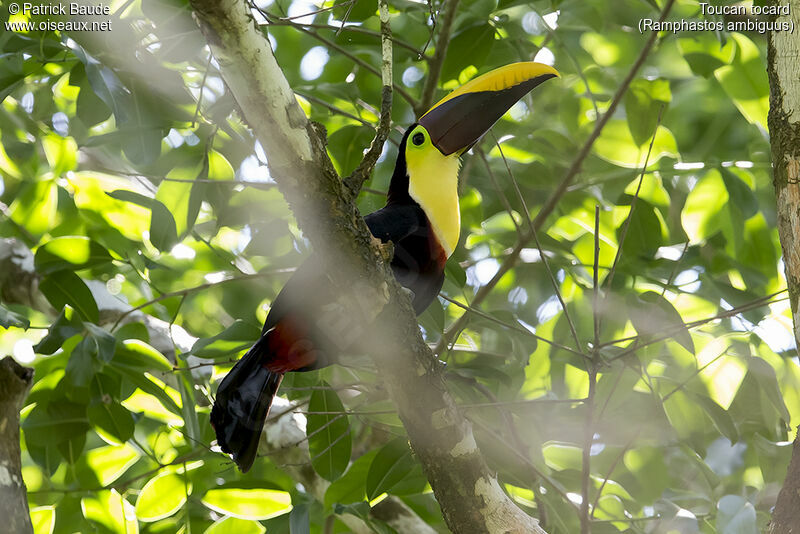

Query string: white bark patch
[450,432,477,457]
[0,240,34,273]
[773,2,800,123]
[0,464,16,487]
[475,475,541,533]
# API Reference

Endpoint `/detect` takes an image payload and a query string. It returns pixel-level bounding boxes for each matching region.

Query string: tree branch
[344,0,393,197]
[416,0,461,116]
[766,2,800,531]
[0,356,34,534]
[189,0,547,531]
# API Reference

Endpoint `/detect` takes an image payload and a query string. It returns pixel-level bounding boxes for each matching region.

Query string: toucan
[210,62,559,472]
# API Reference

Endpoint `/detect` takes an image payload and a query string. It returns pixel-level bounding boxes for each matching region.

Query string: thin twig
[110,271,291,331]
[192,53,213,127]
[416,0,461,115]
[492,135,584,354]
[589,432,639,520]
[344,0,393,197]
[475,146,523,238]
[580,207,602,534]
[292,24,416,107]
[438,293,586,356]
[264,20,423,57]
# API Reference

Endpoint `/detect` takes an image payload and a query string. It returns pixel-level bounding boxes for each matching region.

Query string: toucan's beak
[418,62,559,156]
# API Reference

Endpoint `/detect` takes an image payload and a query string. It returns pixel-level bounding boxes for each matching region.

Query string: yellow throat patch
[405,126,461,257]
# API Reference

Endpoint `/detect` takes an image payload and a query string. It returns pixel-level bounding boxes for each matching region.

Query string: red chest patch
[263,314,319,373]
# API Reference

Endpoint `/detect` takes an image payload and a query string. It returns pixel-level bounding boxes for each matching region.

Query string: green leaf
[366,437,417,500]
[682,169,730,244]
[0,304,30,329]
[720,168,758,220]
[24,400,90,449]
[324,449,377,508]
[617,200,663,260]
[204,517,266,534]
[117,367,182,416]
[678,34,735,78]
[34,306,83,354]
[289,502,311,534]
[157,167,198,237]
[716,495,757,534]
[70,44,130,124]
[84,444,141,486]
[624,78,671,146]
[327,125,375,176]
[593,120,678,169]
[714,33,769,130]
[8,179,58,235]
[39,271,99,323]
[85,323,117,363]
[113,339,173,372]
[65,337,99,388]
[693,394,738,442]
[627,291,694,353]
[189,320,261,359]
[71,63,112,126]
[748,357,791,422]
[177,373,201,443]
[81,489,138,534]
[135,472,189,522]
[201,488,292,520]
[441,24,495,82]
[30,506,56,534]
[88,400,135,444]
[106,190,178,251]
[35,236,113,274]
[307,383,352,481]
[542,442,582,471]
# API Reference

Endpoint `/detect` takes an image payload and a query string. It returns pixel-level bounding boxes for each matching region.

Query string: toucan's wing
[364,202,427,244]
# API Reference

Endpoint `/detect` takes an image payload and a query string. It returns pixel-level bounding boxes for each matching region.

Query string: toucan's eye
[412,132,425,146]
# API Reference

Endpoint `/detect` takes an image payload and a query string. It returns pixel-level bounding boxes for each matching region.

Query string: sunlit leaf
[82,489,138,534]
[84,444,140,486]
[201,488,292,520]
[594,120,678,168]
[204,516,266,534]
[29,506,55,534]
[714,33,769,130]
[35,237,113,275]
[135,473,189,522]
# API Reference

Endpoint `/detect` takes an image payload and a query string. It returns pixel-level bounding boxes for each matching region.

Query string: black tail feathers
[210,336,283,473]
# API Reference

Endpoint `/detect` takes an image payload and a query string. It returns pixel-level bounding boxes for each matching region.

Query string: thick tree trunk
[0,357,34,534]
[188,1,546,531]
[767,2,800,532]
